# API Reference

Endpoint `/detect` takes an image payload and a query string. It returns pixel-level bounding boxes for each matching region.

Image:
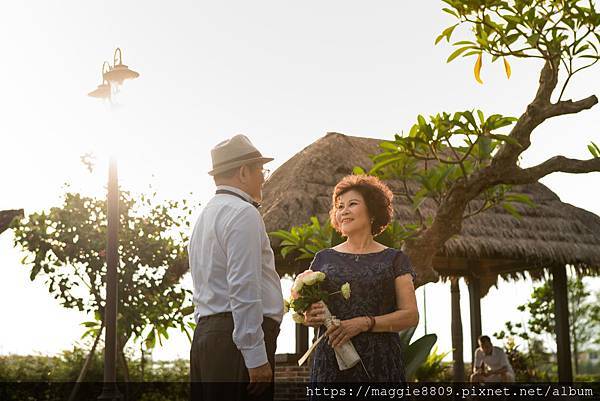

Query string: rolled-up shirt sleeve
[223,206,266,369]
[473,349,483,372]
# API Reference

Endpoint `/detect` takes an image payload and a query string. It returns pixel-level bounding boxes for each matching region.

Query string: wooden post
[450,277,465,382]
[552,264,573,382]
[468,273,482,356]
[295,324,309,356]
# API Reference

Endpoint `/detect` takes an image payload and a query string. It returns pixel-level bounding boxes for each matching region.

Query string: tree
[270,1,600,378]
[12,188,196,379]
[0,209,23,235]
[494,276,600,375]
[361,0,600,284]
[271,1,600,285]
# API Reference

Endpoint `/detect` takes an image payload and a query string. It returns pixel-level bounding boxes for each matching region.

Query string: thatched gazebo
[261,132,600,381]
[0,209,23,236]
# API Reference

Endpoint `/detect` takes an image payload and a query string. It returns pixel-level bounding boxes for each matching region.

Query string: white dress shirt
[473,346,515,376]
[189,185,283,369]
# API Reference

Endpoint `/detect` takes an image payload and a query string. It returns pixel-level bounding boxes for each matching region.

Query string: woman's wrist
[362,316,370,332]
[363,316,376,332]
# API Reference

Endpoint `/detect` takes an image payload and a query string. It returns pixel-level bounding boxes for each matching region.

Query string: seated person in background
[470,335,515,383]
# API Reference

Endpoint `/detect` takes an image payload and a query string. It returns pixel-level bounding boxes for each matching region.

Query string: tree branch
[544,95,598,118]
[533,58,560,106]
[463,199,493,219]
[491,57,593,168]
[504,156,600,185]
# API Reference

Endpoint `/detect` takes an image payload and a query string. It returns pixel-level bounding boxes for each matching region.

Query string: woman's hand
[303,301,326,327]
[326,317,369,348]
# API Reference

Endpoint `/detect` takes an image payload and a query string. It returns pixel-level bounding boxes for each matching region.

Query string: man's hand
[303,301,326,327]
[247,362,272,397]
[488,366,507,376]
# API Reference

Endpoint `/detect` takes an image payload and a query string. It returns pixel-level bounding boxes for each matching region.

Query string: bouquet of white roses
[284,269,360,370]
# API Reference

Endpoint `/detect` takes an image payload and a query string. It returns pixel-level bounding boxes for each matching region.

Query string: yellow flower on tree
[474,53,483,84]
[503,57,511,79]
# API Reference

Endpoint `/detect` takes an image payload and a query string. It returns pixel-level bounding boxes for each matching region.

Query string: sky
[0,1,599,363]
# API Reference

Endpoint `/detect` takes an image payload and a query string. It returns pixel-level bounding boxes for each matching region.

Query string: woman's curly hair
[329,175,394,236]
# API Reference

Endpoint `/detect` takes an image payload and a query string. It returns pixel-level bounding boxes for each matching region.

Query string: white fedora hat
[208,134,274,176]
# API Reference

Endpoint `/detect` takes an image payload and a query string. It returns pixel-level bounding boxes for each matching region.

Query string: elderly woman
[303,174,419,382]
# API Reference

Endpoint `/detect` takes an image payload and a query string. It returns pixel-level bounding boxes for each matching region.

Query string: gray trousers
[190,313,280,401]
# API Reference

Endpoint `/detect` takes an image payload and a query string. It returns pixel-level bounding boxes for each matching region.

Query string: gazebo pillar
[468,273,482,355]
[551,264,573,382]
[450,277,465,382]
[295,324,309,356]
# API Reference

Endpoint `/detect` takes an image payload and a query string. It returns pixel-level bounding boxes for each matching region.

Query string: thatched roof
[261,133,600,291]
[0,209,23,235]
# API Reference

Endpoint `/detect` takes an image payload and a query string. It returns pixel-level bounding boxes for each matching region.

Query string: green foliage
[0,349,190,381]
[438,0,600,102]
[0,349,102,382]
[270,217,343,260]
[12,189,197,356]
[371,111,517,181]
[398,326,439,381]
[495,277,600,342]
[374,220,421,249]
[439,1,600,71]
[0,351,189,400]
[494,276,600,375]
[414,345,452,382]
[369,111,533,225]
[502,337,555,381]
[270,217,421,261]
[575,373,600,382]
[589,141,600,157]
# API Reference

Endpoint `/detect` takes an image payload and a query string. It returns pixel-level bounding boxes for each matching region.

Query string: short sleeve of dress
[393,250,417,282]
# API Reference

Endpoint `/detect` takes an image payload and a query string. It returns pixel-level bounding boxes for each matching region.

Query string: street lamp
[87,62,112,100]
[88,47,139,401]
[104,48,139,85]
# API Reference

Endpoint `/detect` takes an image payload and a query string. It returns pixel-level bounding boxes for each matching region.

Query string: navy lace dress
[308,248,416,383]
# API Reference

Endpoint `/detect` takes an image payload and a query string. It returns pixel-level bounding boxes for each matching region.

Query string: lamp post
[88,47,139,401]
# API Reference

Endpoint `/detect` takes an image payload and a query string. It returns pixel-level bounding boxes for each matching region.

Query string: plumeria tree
[365,0,600,283]
[282,0,600,284]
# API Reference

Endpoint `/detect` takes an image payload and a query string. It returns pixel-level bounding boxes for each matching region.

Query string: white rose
[292,278,304,293]
[301,271,321,286]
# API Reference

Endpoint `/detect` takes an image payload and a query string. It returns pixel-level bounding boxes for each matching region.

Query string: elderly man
[470,335,515,383]
[189,135,283,401]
